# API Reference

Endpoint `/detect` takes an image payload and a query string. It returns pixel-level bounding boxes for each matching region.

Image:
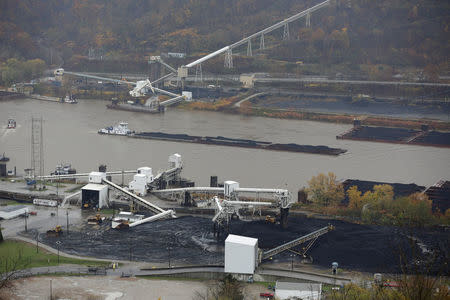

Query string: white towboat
[7,119,16,129]
[61,93,77,104]
[111,211,145,229]
[98,122,133,135]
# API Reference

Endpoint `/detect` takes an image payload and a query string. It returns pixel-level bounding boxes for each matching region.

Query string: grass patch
[0,200,33,206]
[0,240,108,272]
[98,208,116,216]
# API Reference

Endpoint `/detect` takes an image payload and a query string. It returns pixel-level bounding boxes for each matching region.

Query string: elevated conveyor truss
[102,178,171,216]
[260,225,334,262]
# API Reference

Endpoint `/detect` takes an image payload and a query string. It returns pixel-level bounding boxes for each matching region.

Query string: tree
[306,172,344,206]
[347,185,363,210]
[195,274,244,300]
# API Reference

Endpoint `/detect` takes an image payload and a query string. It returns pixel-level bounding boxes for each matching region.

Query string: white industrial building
[81,172,109,209]
[129,167,154,196]
[224,234,258,274]
[275,282,322,300]
[129,174,147,196]
[168,153,182,169]
[0,205,29,220]
[224,181,239,197]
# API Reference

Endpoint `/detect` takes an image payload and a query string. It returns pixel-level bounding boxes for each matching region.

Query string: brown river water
[1,98,449,193]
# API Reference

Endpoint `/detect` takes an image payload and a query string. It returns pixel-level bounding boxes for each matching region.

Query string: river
[1,98,449,193]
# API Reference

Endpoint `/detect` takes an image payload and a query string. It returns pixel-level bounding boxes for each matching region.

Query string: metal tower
[224,49,233,69]
[31,117,44,184]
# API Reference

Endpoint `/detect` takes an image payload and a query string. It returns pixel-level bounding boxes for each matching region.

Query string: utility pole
[36,232,39,253]
[66,210,69,235]
[24,213,28,232]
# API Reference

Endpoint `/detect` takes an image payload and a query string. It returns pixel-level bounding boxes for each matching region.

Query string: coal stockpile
[36,216,449,274]
[133,132,347,156]
[38,216,223,265]
[341,179,425,204]
[230,217,449,274]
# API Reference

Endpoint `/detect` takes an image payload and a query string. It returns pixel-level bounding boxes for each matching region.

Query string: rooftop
[225,234,258,246]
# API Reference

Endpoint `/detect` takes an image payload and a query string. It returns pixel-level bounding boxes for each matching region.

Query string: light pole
[168,246,172,268]
[36,232,39,253]
[56,241,61,265]
[66,210,69,235]
[24,212,28,232]
[290,254,294,271]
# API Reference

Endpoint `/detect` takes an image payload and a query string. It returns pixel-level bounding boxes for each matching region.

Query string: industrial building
[224,234,258,275]
[0,205,29,220]
[275,281,322,300]
[81,172,109,209]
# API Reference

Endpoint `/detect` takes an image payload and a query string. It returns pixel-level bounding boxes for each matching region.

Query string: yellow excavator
[46,225,62,237]
[87,214,105,225]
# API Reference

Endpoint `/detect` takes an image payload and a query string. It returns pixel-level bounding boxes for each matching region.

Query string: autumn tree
[306,172,344,206]
[347,185,363,210]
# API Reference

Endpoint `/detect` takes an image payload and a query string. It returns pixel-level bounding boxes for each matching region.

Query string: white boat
[111,211,145,229]
[7,119,16,129]
[98,122,133,135]
[61,93,77,104]
[51,163,77,175]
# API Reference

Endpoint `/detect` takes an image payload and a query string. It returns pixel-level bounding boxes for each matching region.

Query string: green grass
[0,200,33,206]
[0,240,108,272]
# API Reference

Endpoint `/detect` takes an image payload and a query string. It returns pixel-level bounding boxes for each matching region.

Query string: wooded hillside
[0,0,448,73]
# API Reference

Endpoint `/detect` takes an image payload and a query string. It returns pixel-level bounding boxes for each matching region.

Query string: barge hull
[131,132,346,156]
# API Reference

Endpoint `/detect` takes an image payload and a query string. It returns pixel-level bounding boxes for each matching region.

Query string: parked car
[260,292,274,298]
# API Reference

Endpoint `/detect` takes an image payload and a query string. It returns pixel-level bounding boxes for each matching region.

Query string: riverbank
[180,100,450,131]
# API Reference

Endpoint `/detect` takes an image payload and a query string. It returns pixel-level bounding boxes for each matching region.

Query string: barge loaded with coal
[337,120,450,148]
[97,124,346,155]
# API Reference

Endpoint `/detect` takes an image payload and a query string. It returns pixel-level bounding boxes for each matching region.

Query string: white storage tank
[129,174,147,196]
[224,181,239,197]
[224,234,258,275]
[88,171,106,184]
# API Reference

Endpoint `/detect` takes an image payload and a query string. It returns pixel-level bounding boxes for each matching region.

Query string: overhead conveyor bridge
[102,178,173,216]
[261,225,334,261]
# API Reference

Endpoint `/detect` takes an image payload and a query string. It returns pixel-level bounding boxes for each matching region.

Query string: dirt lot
[3,276,269,300]
[3,276,208,300]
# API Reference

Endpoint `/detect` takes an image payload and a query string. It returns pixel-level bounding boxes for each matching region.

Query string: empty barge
[131,132,347,156]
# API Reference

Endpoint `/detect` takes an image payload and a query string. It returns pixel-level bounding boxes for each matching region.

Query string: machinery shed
[0,205,29,220]
[81,183,108,209]
[224,234,258,275]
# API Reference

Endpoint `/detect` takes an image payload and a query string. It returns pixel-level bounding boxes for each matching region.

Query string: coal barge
[131,132,347,156]
[337,120,450,148]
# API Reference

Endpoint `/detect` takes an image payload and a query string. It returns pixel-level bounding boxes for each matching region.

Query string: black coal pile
[39,216,223,265]
[36,215,449,274]
[231,216,449,274]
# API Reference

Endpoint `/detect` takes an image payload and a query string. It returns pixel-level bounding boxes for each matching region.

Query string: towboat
[7,119,16,129]
[61,93,77,104]
[111,211,144,229]
[51,163,77,175]
[98,122,133,135]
